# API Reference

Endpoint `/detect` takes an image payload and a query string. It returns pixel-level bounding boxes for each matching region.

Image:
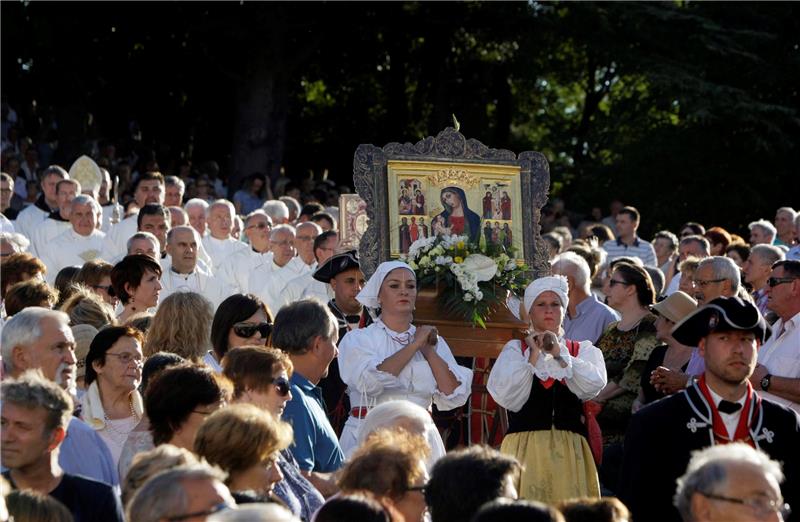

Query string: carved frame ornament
[353,127,550,279]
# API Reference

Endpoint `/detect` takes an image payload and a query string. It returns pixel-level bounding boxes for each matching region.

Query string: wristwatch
[760,374,772,392]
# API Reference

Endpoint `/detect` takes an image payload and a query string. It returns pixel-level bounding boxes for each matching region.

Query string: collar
[616,236,641,247]
[35,194,54,213]
[290,372,318,393]
[375,317,416,344]
[47,210,69,222]
[571,294,595,317]
[80,381,144,431]
[169,265,197,277]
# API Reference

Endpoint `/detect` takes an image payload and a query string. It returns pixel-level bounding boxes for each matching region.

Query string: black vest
[506,377,587,438]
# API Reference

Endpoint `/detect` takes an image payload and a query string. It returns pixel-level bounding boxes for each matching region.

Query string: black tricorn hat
[313,250,360,283]
[671,296,768,347]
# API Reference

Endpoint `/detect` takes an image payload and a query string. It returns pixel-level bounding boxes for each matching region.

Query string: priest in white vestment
[40,195,105,284]
[101,172,165,261]
[281,227,339,305]
[159,226,233,311]
[14,166,66,240]
[201,199,248,272]
[30,179,80,258]
[219,210,273,294]
[255,224,310,314]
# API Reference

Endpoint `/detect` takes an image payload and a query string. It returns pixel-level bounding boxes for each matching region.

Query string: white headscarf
[523,275,569,314]
[357,261,416,309]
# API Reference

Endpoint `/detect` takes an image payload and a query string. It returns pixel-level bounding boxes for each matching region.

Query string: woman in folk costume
[337,261,473,460]
[487,276,607,504]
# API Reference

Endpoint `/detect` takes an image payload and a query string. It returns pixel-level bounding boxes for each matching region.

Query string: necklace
[103,394,138,432]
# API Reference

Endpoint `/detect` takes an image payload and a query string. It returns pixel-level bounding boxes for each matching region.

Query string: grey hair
[552,252,591,293]
[680,235,710,256]
[0,231,30,252]
[697,256,740,293]
[184,198,209,212]
[674,443,784,522]
[1,307,70,374]
[165,175,186,192]
[206,199,235,218]
[1,369,74,434]
[271,298,338,355]
[126,231,159,253]
[748,219,777,239]
[208,504,298,522]
[71,194,100,215]
[262,200,290,222]
[126,464,229,522]
[122,445,199,506]
[750,244,785,266]
[244,209,273,227]
[279,196,301,217]
[296,221,322,235]
[776,206,797,221]
[270,224,296,239]
[654,230,679,252]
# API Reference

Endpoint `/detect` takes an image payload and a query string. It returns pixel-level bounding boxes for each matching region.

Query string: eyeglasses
[232,321,272,338]
[296,235,316,242]
[608,279,631,287]
[105,352,144,365]
[246,222,270,230]
[700,491,790,518]
[406,484,426,494]
[693,278,725,288]
[767,276,797,288]
[272,376,291,397]
[270,239,293,247]
[165,502,232,521]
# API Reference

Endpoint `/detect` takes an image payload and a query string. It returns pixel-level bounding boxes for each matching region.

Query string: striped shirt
[603,237,657,266]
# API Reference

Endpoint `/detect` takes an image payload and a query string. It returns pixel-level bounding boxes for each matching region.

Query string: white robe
[30,217,71,258]
[486,338,607,413]
[202,235,249,272]
[100,203,125,233]
[218,248,270,294]
[337,318,474,457]
[13,203,49,240]
[101,215,138,262]
[159,262,234,312]
[40,228,106,284]
[255,257,313,315]
[282,270,333,306]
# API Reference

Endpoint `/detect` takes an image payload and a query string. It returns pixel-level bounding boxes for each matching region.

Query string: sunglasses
[272,376,291,397]
[767,276,797,288]
[232,321,272,338]
[608,279,631,287]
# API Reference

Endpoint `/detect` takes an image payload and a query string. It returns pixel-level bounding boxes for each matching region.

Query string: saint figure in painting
[434,186,482,243]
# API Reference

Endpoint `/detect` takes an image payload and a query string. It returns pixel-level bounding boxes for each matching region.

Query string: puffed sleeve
[487,340,535,413]
[562,340,608,400]
[337,327,404,397]
[431,336,473,411]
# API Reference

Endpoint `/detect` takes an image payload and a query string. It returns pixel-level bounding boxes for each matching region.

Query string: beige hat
[650,291,697,323]
[71,324,99,378]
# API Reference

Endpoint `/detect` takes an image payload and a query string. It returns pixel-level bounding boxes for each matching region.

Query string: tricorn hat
[313,250,360,283]
[671,296,768,347]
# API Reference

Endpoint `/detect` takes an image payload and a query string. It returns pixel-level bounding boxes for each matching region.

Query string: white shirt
[487,338,607,413]
[272,263,331,309]
[100,203,124,233]
[219,248,274,294]
[706,384,747,439]
[13,201,49,240]
[29,216,71,258]
[757,311,800,413]
[159,262,234,311]
[40,228,106,284]
[101,215,138,262]
[255,256,314,314]
[0,214,13,233]
[202,235,249,272]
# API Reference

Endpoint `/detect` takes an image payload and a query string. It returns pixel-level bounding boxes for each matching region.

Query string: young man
[101,171,165,261]
[620,297,800,522]
[602,206,657,266]
[1,371,124,521]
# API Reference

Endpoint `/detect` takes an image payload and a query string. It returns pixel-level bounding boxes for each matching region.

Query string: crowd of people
[0,137,799,522]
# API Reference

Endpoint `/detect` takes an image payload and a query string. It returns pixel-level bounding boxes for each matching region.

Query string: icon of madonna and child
[398,186,484,253]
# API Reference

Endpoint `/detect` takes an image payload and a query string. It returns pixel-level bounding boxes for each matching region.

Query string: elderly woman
[487,276,607,503]
[223,346,324,521]
[110,254,163,323]
[337,261,473,457]
[144,291,214,361]
[81,326,146,466]
[195,403,293,501]
[338,429,431,522]
[207,293,272,371]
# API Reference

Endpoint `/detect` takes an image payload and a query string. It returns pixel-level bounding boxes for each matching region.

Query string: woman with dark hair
[110,254,162,323]
[704,226,732,256]
[81,326,146,467]
[207,293,273,372]
[726,243,751,269]
[434,186,481,243]
[53,265,81,308]
[75,259,117,307]
[0,251,46,300]
[312,492,402,522]
[146,363,229,450]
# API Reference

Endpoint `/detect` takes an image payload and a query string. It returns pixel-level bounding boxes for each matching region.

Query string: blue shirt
[564,294,620,345]
[61,417,119,486]
[603,237,657,267]
[282,373,344,473]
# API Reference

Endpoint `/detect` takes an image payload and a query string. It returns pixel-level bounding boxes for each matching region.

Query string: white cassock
[159,262,235,312]
[13,202,50,240]
[30,216,71,258]
[202,235,249,272]
[281,269,333,308]
[40,229,106,285]
[101,215,138,262]
[100,203,125,233]
[218,248,267,294]
[254,256,313,315]
[0,214,14,233]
